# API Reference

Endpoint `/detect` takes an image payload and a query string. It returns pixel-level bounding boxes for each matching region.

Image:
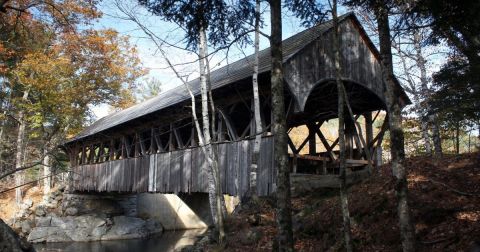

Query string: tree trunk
[42,147,51,198]
[374,4,416,252]
[455,121,460,155]
[413,30,432,156]
[269,0,293,251]
[198,25,226,244]
[204,34,228,219]
[332,1,353,251]
[0,87,11,174]
[15,90,29,206]
[249,0,262,200]
[431,115,443,159]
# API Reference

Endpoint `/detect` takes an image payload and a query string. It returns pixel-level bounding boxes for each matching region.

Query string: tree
[0,0,144,203]
[269,0,294,251]
[373,2,416,250]
[136,0,255,244]
[136,77,163,102]
[332,1,353,250]
[344,1,416,250]
[404,0,480,137]
[248,0,261,202]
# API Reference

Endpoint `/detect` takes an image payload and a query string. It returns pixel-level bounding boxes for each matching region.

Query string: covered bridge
[64,13,409,197]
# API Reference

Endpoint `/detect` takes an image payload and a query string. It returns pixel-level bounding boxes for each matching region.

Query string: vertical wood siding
[72,136,275,197]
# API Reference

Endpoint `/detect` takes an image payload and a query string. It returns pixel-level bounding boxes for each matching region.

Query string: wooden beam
[307,123,317,155]
[289,153,330,162]
[168,124,175,151]
[173,127,184,148]
[287,135,298,154]
[109,139,115,161]
[153,128,165,152]
[295,135,310,154]
[150,128,156,154]
[138,132,146,155]
[315,128,338,160]
[218,109,238,140]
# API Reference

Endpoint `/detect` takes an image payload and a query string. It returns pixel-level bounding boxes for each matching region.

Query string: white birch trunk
[43,147,51,198]
[198,25,226,243]
[249,0,262,198]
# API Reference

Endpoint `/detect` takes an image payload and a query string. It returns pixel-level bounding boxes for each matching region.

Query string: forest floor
[208,152,480,252]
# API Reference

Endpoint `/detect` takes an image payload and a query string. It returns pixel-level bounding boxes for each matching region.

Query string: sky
[90,1,306,119]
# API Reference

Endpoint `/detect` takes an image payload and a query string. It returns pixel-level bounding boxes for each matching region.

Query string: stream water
[33,229,207,252]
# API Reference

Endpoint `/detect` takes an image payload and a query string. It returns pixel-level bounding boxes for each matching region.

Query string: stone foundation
[23,190,239,243]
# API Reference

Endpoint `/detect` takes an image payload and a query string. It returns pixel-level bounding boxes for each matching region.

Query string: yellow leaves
[10,26,145,135]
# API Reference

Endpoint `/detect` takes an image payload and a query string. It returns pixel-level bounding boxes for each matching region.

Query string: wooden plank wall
[72,136,275,197]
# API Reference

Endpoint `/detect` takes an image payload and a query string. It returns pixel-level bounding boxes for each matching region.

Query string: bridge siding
[72,136,275,197]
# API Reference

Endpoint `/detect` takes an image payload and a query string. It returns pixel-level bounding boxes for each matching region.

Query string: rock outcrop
[0,218,34,252]
[27,215,163,243]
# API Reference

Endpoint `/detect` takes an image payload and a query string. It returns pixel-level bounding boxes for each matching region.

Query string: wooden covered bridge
[64,13,409,197]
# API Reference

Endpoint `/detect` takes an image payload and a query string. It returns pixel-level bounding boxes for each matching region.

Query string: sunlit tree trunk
[249,0,262,200]
[332,1,353,251]
[198,25,226,244]
[270,0,294,250]
[413,31,432,156]
[42,147,51,198]
[374,3,416,251]
[15,90,29,206]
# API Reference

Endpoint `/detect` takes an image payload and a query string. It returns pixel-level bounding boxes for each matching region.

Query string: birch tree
[249,0,262,201]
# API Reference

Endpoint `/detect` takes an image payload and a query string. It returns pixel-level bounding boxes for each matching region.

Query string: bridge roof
[67,12,407,144]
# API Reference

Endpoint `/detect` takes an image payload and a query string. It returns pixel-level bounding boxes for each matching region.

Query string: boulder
[34,205,46,217]
[35,216,52,227]
[101,216,147,240]
[20,220,33,234]
[0,218,34,252]
[64,207,78,216]
[28,226,72,243]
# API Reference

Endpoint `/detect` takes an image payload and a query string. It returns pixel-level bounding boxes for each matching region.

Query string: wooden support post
[345,113,355,159]
[134,134,140,157]
[96,142,104,163]
[89,144,95,164]
[153,128,164,152]
[123,136,131,158]
[173,127,184,148]
[307,122,317,155]
[365,112,373,156]
[219,108,238,140]
[150,128,157,154]
[109,139,115,161]
[138,132,146,155]
[190,122,197,147]
[169,124,175,151]
[217,113,224,142]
